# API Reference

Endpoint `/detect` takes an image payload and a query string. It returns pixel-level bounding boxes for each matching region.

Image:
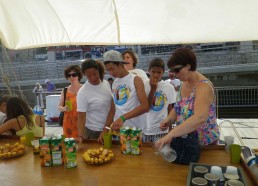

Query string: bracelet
[120,115,126,122]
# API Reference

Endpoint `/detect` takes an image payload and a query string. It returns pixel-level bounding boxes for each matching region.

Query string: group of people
[58,47,220,148]
[0,47,220,150]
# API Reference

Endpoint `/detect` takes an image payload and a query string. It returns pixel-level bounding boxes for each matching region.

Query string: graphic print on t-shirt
[151,91,167,112]
[114,84,131,105]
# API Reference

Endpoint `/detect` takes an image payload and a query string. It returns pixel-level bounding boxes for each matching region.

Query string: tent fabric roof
[1,0,258,50]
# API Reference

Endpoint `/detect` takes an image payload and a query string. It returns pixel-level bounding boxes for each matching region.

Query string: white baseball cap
[103,50,129,64]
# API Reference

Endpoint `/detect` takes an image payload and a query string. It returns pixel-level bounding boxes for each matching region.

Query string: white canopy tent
[0,0,258,50]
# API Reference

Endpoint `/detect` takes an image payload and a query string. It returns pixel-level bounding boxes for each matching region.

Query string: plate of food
[0,142,26,160]
[82,147,114,165]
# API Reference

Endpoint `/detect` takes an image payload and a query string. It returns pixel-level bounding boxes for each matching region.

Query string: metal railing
[1,86,258,110]
[216,86,258,107]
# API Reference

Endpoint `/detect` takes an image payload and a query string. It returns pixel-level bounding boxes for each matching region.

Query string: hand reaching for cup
[160,117,171,131]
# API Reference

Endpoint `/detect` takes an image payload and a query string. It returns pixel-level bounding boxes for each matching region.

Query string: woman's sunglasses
[170,65,185,73]
[67,73,78,78]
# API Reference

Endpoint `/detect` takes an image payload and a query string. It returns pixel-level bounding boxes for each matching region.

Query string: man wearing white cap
[45,79,56,92]
[99,50,148,142]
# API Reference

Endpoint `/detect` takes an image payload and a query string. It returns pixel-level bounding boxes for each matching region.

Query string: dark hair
[64,65,83,81]
[81,59,105,81]
[108,77,113,81]
[148,58,165,72]
[0,95,10,105]
[6,97,34,129]
[167,48,197,71]
[122,50,138,68]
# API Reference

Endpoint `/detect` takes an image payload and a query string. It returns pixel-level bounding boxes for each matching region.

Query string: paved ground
[45,119,258,149]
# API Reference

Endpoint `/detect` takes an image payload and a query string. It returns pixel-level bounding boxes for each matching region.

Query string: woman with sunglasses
[156,48,220,148]
[58,65,83,138]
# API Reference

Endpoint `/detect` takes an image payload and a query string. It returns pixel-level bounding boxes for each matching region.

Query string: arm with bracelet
[98,101,115,143]
[112,76,149,131]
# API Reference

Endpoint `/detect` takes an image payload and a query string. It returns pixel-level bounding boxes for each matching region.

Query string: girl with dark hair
[58,64,83,138]
[156,48,220,148]
[77,59,113,141]
[0,97,44,137]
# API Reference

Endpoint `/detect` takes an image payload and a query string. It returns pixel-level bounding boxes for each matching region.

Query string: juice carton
[64,138,77,168]
[39,136,52,167]
[120,127,131,154]
[50,136,63,166]
[130,127,142,155]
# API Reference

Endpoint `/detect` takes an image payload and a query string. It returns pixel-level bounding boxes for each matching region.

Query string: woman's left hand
[156,134,173,150]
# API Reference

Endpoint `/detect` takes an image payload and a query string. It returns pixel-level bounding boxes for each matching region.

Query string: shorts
[84,127,102,139]
[142,133,167,142]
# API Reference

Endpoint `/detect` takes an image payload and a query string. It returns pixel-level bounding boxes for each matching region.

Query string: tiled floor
[45,119,258,149]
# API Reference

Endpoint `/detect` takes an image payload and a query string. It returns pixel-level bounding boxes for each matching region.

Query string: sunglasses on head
[170,65,185,73]
[67,73,78,78]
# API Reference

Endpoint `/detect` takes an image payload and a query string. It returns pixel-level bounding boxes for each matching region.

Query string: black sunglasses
[170,65,185,73]
[67,73,78,78]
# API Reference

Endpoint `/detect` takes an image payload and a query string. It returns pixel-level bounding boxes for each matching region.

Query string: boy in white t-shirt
[98,50,149,142]
[144,58,176,142]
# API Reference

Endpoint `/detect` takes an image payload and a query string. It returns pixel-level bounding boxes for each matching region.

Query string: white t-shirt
[129,69,149,82]
[77,80,112,131]
[0,112,6,125]
[112,73,147,131]
[144,80,176,135]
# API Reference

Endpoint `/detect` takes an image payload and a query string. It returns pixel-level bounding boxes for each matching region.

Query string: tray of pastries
[0,142,26,159]
[82,147,114,165]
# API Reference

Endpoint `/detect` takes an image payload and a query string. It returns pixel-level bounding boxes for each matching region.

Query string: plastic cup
[159,144,177,162]
[103,133,112,149]
[153,138,160,155]
[21,132,34,147]
[31,140,40,155]
[20,136,26,145]
[230,144,241,163]
[65,100,73,111]
[225,136,234,152]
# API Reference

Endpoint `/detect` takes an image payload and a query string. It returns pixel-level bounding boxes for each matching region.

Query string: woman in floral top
[156,48,220,148]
